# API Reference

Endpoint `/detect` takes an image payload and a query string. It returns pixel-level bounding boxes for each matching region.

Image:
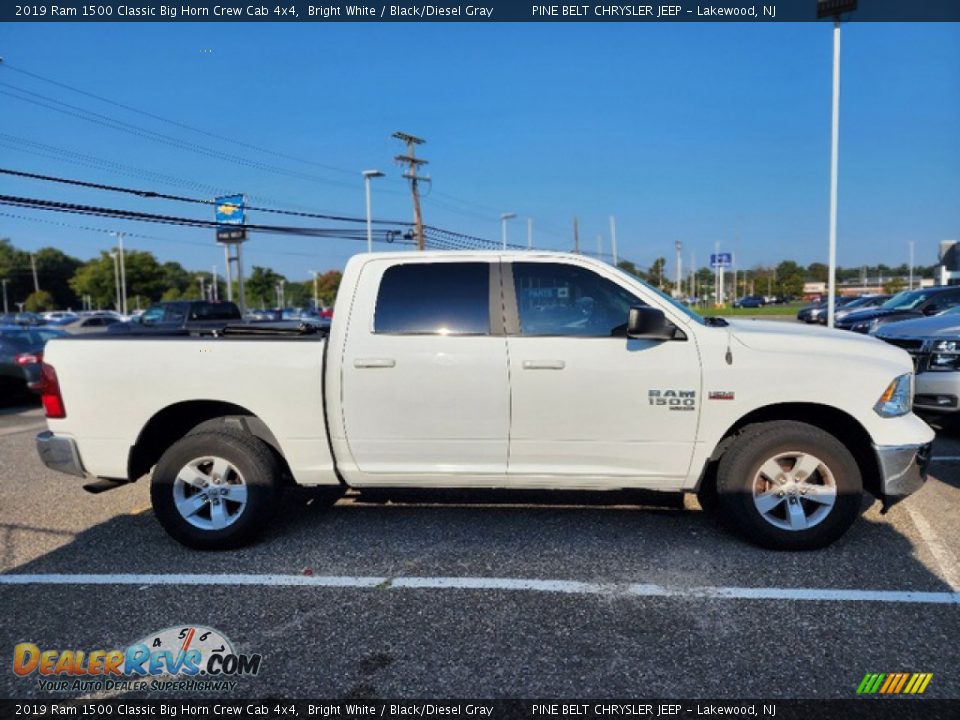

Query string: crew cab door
[340,258,510,480]
[504,259,701,483]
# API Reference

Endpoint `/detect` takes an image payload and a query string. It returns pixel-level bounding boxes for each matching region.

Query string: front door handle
[522,359,565,370]
[354,358,396,369]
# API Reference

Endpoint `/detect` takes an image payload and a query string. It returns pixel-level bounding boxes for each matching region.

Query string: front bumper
[36,431,87,478]
[873,441,931,512]
[913,371,960,413]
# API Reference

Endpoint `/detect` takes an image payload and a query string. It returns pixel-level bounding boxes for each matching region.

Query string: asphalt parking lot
[0,397,957,702]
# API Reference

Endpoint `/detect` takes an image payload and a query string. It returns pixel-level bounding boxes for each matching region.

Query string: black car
[836,286,960,333]
[0,326,67,395]
[816,294,891,325]
[796,295,859,323]
[108,301,242,335]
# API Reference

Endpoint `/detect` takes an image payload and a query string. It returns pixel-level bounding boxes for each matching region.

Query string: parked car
[0,312,46,326]
[796,296,859,323]
[107,301,242,334]
[836,286,960,333]
[60,314,122,334]
[733,295,765,309]
[0,326,68,395]
[816,295,891,325]
[874,307,960,415]
[37,251,933,552]
[42,311,79,324]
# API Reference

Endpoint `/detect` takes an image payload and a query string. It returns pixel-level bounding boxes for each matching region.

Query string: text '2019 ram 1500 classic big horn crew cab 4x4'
[35,252,934,551]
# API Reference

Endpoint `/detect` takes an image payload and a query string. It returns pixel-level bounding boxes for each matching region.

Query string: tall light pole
[30,253,39,293]
[310,270,319,310]
[909,241,915,290]
[109,251,120,312]
[198,275,206,300]
[110,232,127,315]
[500,213,516,250]
[1,279,7,314]
[211,266,219,301]
[362,170,384,253]
[675,241,683,299]
[609,216,619,266]
[819,0,857,326]
[527,217,533,249]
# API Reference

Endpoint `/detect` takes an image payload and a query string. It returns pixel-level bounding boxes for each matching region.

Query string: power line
[0,167,414,226]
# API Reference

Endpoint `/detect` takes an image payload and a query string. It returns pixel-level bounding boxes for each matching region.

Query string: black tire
[151,429,283,550]
[716,421,862,551]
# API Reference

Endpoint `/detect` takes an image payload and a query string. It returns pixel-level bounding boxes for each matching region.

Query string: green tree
[885,277,906,295]
[649,257,669,290]
[775,260,805,298]
[70,250,166,310]
[0,238,33,310]
[244,266,286,308]
[25,290,55,312]
[807,262,829,283]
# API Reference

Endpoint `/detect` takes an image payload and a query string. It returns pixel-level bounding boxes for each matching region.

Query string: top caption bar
[4,0,960,22]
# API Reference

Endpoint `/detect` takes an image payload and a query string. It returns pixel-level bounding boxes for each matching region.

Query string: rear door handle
[522,360,565,370]
[354,358,396,369]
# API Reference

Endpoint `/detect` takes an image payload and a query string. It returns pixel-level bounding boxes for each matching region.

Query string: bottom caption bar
[1,700,958,720]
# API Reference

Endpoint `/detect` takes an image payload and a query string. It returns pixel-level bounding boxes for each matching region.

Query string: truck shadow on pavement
[2,486,953,594]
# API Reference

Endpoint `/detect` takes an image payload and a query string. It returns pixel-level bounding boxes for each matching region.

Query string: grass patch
[702,304,805,317]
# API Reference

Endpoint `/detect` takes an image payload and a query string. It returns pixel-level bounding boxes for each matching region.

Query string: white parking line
[1,573,957,604]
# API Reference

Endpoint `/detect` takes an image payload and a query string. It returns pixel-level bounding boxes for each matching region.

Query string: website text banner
[1,701,960,720]
[5,1,960,23]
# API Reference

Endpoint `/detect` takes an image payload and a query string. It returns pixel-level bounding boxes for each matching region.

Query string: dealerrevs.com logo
[13,625,262,693]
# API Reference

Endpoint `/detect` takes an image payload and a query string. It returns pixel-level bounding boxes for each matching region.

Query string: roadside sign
[710,252,732,269]
[215,194,246,243]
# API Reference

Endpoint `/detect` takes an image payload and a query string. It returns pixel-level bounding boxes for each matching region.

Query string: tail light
[40,362,66,419]
[15,352,42,366]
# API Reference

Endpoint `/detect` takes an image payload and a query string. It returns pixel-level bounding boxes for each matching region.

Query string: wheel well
[127,400,291,482]
[698,403,881,498]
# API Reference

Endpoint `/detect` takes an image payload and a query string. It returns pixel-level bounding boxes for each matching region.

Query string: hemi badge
[709,391,735,400]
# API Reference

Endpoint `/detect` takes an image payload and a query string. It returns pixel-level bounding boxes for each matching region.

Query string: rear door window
[374,263,490,335]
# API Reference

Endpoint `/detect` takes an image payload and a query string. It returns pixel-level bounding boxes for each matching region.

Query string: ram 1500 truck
[35,252,934,551]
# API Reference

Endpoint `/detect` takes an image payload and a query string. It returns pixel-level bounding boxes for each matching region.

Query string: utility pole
[675,241,683,299]
[29,253,39,293]
[573,217,580,254]
[392,131,428,251]
[1,278,8,313]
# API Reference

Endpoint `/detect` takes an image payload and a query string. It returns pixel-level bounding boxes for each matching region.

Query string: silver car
[875,307,960,414]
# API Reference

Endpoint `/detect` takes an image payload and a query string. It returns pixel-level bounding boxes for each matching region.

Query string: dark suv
[836,286,960,333]
[108,301,242,335]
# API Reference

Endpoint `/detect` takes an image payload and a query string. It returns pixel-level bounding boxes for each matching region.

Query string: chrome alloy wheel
[172,456,248,530]
[751,451,837,531]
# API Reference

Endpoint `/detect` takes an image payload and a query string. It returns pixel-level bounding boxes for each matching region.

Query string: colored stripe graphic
[857,672,932,694]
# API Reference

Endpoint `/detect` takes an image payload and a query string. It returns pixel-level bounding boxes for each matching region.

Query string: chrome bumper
[36,431,87,479]
[873,441,931,512]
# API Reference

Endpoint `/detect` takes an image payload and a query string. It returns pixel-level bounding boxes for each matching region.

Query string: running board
[82,478,129,494]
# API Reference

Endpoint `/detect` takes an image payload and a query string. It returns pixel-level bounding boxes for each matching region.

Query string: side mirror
[923,305,939,316]
[626,306,676,341]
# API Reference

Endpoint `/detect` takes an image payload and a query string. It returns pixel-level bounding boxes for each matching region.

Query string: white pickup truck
[36,251,934,551]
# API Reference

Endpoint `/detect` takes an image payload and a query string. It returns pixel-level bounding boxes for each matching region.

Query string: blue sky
[1,21,958,280]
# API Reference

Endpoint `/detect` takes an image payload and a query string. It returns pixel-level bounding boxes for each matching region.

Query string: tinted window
[513,263,642,336]
[375,263,490,335]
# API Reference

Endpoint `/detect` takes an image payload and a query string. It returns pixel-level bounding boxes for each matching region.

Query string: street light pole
[1,279,7,314]
[362,170,385,253]
[109,251,120,312]
[909,241,915,290]
[310,270,319,310]
[527,217,533,250]
[110,232,128,315]
[675,241,683,299]
[609,216,619,266]
[500,213,516,250]
[826,17,842,328]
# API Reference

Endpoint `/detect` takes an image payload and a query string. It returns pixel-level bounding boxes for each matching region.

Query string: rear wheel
[151,430,282,550]
[717,422,862,550]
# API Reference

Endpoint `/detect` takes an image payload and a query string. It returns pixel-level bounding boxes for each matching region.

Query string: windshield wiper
[704,316,729,327]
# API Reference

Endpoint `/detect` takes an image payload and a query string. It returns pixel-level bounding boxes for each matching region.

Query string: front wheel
[717,421,862,551]
[151,430,283,550]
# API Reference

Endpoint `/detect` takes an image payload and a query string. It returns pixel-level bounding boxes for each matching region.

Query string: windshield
[882,290,935,310]
[613,267,706,326]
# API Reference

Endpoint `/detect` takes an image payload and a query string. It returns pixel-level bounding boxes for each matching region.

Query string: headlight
[874,373,914,417]
[852,319,875,333]
[930,339,960,371]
